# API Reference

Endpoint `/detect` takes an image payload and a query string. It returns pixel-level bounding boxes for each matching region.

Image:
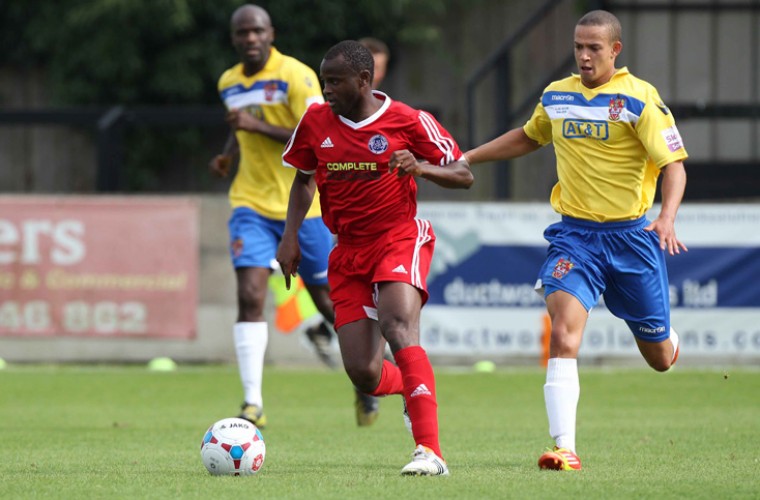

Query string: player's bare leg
[636,328,680,372]
[308,283,381,425]
[376,282,448,475]
[337,319,386,392]
[539,290,586,470]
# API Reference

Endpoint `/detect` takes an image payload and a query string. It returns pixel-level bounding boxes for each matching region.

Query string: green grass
[0,364,758,499]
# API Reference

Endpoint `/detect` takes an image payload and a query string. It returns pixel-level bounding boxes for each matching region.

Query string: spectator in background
[277,40,473,475]
[359,37,390,89]
[208,3,335,428]
[464,10,686,471]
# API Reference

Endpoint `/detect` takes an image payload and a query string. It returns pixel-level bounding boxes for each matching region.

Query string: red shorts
[328,219,435,329]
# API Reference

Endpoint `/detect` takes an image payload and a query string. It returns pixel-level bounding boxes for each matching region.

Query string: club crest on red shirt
[368,134,388,154]
[552,258,575,279]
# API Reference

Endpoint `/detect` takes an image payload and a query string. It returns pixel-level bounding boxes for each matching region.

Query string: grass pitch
[0,364,757,499]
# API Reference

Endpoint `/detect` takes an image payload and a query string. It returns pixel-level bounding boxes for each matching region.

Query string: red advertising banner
[0,196,198,339]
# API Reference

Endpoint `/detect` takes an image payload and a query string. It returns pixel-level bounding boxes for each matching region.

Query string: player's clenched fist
[389,149,423,177]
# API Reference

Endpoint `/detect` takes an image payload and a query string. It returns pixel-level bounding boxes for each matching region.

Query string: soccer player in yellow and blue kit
[208,4,334,427]
[465,10,687,471]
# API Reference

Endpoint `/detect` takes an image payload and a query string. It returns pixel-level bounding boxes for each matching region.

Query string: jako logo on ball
[200,417,265,476]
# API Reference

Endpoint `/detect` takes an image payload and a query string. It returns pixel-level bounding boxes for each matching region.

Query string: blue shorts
[228,207,332,285]
[535,216,671,342]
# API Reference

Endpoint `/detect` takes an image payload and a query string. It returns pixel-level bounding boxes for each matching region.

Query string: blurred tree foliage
[0,0,455,106]
[0,0,464,191]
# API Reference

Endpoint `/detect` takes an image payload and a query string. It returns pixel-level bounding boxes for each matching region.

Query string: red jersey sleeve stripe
[418,111,456,165]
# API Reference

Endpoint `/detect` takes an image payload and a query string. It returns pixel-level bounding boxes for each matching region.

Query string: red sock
[369,359,404,396]
[394,346,442,459]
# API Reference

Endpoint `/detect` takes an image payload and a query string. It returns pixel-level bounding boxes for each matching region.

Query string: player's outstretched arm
[645,161,688,256]
[277,170,317,289]
[389,150,473,189]
[464,127,541,165]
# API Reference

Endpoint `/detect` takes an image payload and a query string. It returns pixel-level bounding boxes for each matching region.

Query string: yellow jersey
[218,48,323,219]
[523,67,688,222]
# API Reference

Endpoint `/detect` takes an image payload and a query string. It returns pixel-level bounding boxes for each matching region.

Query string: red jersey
[282,92,462,240]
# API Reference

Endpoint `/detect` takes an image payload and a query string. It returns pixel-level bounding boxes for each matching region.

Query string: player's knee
[647,356,672,372]
[639,336,677,372]
[237,287,266,321]
[549,329,582,357]
[344,364,379,393]
[379,320,417,351]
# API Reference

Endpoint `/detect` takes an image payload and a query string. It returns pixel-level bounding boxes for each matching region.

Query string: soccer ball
[200,417,266,476]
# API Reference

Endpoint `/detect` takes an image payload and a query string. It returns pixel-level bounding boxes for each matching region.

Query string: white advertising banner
[417,203,760,359]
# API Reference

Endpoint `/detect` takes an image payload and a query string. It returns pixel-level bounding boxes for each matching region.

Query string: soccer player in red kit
[277,40,473,476]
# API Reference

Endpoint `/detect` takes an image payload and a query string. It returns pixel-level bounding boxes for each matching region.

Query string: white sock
[670,328,679,363]
[234,322,268,408]
[544,357,580,453]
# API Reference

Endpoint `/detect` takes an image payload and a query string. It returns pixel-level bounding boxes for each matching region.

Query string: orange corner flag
[268,274,319,333]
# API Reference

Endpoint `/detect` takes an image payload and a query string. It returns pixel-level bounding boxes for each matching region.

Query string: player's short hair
[324,40,374,82]
[577,10,622,43]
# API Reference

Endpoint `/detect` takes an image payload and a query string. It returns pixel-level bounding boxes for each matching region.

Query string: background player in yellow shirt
[208,4,334,427]
[465,10,687,471]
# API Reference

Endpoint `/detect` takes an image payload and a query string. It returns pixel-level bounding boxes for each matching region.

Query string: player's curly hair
[324,40,374,82]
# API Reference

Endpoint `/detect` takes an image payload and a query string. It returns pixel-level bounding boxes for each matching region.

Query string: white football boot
[400,445,449,476]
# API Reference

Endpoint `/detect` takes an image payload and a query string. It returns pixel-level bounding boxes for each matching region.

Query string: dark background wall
[1,0,758,201]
